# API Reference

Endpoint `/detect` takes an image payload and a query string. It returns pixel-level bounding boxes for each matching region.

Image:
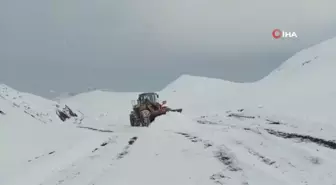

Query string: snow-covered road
[5,112,332,185]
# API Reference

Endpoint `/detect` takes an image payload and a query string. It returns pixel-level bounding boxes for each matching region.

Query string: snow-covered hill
[0,84,83,124]
[1,36,336,185]
[161,37,336,122]
[0,97,114,185]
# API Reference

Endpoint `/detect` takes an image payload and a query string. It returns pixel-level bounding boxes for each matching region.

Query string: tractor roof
[138,92,158,97]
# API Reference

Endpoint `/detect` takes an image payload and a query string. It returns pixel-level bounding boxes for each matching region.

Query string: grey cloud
[1,0,336,98]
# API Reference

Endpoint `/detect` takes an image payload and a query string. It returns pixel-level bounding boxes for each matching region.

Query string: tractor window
[150,95,156,102]
[145,95,156,102]
[139,94,157,103]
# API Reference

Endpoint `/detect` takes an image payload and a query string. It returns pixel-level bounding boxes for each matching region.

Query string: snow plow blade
[151,108,183,121]
[168,108,183,113]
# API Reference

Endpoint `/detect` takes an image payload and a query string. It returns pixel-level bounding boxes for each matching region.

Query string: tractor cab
[137,92,159,104]
[131,92,159,119]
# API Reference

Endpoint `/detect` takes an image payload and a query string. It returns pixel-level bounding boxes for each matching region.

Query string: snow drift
[2,36,336,185]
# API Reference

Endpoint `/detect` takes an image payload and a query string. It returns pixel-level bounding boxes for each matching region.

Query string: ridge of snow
[162,74,245,93]
[163,37,336,97]
[262,36,336,82]
[0,84,82,124]
[260,37,336,89]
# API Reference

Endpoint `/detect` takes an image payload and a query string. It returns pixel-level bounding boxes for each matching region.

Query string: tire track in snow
[116,136,138,159]
[245,147,276,166]
[40,135,139,185]
[27,151,56,163]
[175,131,248,185]
[211,145,248,185]
[191,116,336,184]
[265,129,336,150]
[236,127,336,184]
[77,126,114,133]
[41,136,119,185]
[175,132,213,148]
[84,136,139,185]
[234,140,277,168]
[90,128,231,185]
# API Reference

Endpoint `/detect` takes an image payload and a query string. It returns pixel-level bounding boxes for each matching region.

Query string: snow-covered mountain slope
[253,37,336,122]
[0,84,83,124]
[161,37,336,122]
[0,97,112,185]
[261,36,336,88]
[2,37,336,185]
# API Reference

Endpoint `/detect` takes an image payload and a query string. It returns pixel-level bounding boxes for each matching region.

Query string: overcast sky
[1,0,336,98]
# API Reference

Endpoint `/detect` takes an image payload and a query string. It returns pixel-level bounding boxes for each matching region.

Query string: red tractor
[129,92,182,127]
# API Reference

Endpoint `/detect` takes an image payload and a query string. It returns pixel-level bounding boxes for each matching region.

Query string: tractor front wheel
[130,113,136,127]
[140,110,151,127]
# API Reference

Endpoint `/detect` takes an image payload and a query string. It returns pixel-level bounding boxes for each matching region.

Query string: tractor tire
[140,110,151,127]
[130,113,136,127]
[135,119,141,127]
[142,116,151,127]
[130,111,141,127]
